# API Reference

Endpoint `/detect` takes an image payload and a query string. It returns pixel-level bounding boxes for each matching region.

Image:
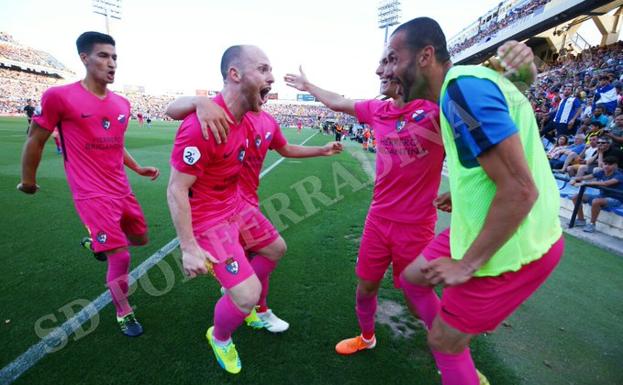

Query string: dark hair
[603,156,618,165]
[220,45,244,80]
[76,31,115,54]
[392,17,450,63]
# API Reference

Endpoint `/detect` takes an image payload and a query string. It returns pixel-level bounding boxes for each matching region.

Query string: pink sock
[213,294,247,341]
[355,288,377,338]
[106,250,132,317]
[250,255,277,309]
[399,273,440,330]
[432,349,479,385]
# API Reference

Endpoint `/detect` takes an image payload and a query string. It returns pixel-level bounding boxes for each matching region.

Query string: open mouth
[259,87,271,104]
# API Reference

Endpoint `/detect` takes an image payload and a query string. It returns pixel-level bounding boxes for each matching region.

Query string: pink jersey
[240,111,288,207]
[170,94,251,228]
[33,81,131,200]
[355,99,444,223]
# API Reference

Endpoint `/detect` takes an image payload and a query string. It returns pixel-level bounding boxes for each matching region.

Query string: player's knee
[262,237,287,261]
[232,279,261,312]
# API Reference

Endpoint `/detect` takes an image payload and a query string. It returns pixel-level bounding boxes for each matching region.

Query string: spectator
[604,113,623,148]
[594,74,618,114]
[571,156,623,232]
[551,134,585,171]
[564,135,600,177]
[553,84,582,136]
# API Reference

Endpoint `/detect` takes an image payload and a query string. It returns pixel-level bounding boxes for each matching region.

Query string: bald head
[220,45,265,81]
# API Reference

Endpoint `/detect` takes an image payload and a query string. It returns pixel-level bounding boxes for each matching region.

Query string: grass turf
[0,117,621,385]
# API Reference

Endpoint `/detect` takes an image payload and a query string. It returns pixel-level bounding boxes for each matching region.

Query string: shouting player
[18,32,160,337]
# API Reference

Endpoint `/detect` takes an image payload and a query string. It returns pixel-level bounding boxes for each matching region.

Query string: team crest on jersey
[102,118,111,130]
[225,258,239,275]
[255,134,262,148]
[265,132,272,141]
[396,117,406,132]
[238,147,246,163]
[412,109,426,122]
[183,146,201,165]
[117,114,126,123]
[96,231,107,244]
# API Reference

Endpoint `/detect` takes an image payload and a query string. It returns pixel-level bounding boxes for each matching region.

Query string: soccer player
[23,99,35,133]
[165,86,343,334]
[387,18,564,385]
[167,45,338,374]
[18,32,160,337]
[284,50,445,355]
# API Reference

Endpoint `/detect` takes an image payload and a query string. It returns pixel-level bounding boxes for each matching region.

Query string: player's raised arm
[166,168,217,277]
[18,123,51,194]
[123,148,160,180]
[496,40,537,91]
[275,141,343,158]
[284,66,356,116]
[166,96,233,144]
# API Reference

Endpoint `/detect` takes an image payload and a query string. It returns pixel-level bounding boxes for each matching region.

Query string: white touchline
[0,129,319,385]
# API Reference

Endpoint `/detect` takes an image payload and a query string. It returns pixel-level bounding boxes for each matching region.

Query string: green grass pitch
[0,116,621,385]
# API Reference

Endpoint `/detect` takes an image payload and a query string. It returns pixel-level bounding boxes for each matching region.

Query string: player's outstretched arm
[284,66,356,116]
[275,141,343,158]
[18,123,51,194]
[123,148,160,180]
[166,169,217,277]
[165,96,232,144]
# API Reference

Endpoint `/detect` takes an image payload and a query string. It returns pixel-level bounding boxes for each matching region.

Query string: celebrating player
[165,80,342,335]
[387,17,563,385]
[18,32,160,337]
[284,50,445,355]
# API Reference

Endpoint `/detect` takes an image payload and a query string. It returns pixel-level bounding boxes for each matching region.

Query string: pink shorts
[236,201,280,252]
[74,194,147,253]
[422,228,564,334]
[195,217,255,289]
[357,213,435,287]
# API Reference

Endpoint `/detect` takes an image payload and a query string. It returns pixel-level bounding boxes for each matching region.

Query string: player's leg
[429,235,564,385]
[399,228,448,330]
[199,221,259,374]
[336,214,390,355]
[238,204,288,332]
[75,197,142,336]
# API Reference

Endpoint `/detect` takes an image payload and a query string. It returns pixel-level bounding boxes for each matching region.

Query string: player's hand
[323,141,343,155]
[17,182,39,194]
[284,66,310,92]
[433,191,452,212]
[497,40,536,85]
[421,258,474,287]
[181,245,218,278]
[137,166,160,180]
[196,98,232,145]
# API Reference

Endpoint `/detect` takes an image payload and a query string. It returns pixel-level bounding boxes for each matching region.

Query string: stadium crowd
[449,0,552,56]
[534,41,623,232]
[0,32,69,71]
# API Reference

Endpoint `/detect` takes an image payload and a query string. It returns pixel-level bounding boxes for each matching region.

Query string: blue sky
[0,0,605,99]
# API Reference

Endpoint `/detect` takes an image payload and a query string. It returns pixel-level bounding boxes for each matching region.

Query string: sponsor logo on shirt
[412,109,426,122]
[265,132,272,141]
[183,146,201,165]
[238,147,246,163]
[96,231,107,244]
[225,257,239,275]
[102,118,111,130]
[255,134,262,148]
[117,114,126,123]
[396,117,406,132]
